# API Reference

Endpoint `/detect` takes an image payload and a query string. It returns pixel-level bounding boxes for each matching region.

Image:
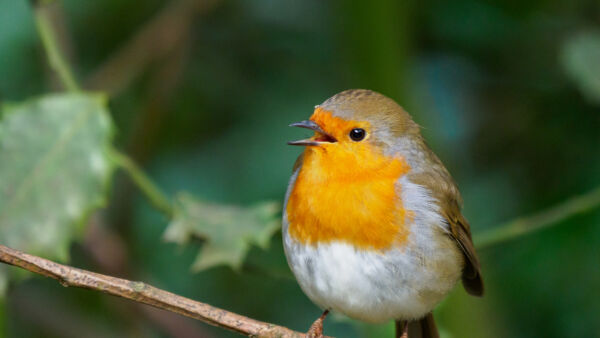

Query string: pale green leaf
[561,30,600,105]
[164,192,280,271]
[0,93,114,284]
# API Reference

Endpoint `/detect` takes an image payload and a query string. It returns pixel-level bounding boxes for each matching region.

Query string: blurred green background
[1,0,600,337]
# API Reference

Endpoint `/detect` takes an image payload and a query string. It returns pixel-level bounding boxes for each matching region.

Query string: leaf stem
[110,149,174,217]
[31,1,175,219]
[475,185,600,249]
[32,1,80,92]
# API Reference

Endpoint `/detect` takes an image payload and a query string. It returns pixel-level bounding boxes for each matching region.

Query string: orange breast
[286,144,411,250]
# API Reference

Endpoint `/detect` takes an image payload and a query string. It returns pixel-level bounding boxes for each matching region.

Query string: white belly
[282,176,464,323]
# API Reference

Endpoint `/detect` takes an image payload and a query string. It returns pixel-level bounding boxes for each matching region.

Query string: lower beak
[287,120,337,146]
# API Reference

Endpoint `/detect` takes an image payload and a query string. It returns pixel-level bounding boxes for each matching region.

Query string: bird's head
[288,89,419,178]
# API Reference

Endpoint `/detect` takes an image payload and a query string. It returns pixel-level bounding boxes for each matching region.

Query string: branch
[474,185,600,249]
[0,244,317,338]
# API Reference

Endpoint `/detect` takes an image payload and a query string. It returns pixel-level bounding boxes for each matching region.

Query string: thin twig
[32,2,79,92]
[0,244,320,338]
[109,149,174,217]
[474,185,600,249]
[85,0,219,95]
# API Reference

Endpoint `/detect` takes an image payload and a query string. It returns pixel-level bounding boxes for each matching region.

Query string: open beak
[287,120,337,146]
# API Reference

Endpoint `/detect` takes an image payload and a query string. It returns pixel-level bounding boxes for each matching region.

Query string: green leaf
[164,192,280,271]
[0,93,114,278]
[561,30,600,105]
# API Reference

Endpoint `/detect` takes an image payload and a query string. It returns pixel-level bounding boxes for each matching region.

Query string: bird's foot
[306,310,329,338]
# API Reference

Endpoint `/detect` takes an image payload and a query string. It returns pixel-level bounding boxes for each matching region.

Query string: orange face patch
[286,109,410,250]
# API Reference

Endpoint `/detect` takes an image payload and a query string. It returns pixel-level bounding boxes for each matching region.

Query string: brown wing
[407,148,484,297]
[443,207,484,296]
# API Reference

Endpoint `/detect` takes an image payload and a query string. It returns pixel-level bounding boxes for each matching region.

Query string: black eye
[349,128,366,141]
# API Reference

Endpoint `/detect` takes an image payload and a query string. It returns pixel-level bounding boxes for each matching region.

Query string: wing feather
[444,208,484,296]
[408,159,484,297]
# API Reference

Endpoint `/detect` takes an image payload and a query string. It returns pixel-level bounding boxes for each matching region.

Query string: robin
[283,89,483,338]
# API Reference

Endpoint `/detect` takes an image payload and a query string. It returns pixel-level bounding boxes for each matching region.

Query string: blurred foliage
[561,29,600,104]
[0,0,599,337]
[0,93,114,289]
[165,193,280,271]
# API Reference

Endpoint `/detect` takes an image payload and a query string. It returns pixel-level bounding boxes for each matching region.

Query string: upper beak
[287,120,337,146]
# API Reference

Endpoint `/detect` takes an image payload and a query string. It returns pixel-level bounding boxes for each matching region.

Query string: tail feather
[396,313,439,338]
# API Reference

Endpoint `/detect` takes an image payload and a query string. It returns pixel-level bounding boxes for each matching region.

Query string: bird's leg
[306,310,329,338]
[400,322,409,338]
[395,320,409,338]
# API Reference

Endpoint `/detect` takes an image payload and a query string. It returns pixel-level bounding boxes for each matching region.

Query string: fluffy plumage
[283,89,483,336]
